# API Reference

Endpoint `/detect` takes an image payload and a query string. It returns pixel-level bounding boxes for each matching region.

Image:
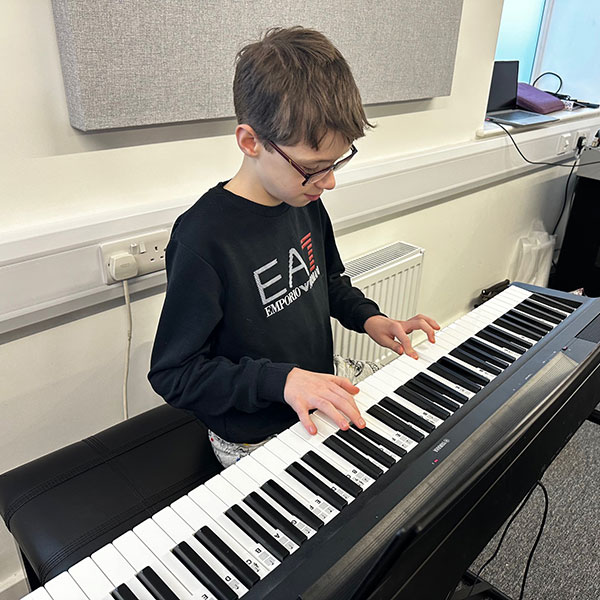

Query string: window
[495,0,600,104]
[495,0,546,83]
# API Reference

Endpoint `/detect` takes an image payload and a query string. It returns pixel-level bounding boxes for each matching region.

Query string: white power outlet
[100,229,171,284]
[556,133,572,155]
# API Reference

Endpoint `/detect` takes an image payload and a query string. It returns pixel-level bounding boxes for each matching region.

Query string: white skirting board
[2,111,600,337]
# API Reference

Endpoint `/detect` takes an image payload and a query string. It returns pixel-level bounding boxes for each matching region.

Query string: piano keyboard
[22,284,595,600]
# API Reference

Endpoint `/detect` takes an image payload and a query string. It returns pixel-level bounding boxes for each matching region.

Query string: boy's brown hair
[233,27,372,150]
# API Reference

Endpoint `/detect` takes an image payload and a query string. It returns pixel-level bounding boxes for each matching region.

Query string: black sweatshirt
[148,183,382,442]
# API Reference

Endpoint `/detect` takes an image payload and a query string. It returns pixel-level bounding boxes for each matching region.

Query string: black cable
[492,122,595,169]
[552,158,578,236]
[531,71,563,94]
[518,481,549,600]
[464,484,538,599]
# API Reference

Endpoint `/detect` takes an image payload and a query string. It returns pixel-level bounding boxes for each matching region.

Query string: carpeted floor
[455,419,599,600]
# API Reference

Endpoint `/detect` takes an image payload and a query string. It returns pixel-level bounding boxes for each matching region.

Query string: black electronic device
[4,283,599,600]
[551,175,600,297]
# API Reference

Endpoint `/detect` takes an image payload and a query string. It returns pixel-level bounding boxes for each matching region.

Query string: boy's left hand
[364,314,440,360]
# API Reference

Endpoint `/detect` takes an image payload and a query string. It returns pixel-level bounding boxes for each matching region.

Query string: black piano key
[351,425,407,458]
[226,504,289,562]
[381,389,438,429]
[262,480,323,530]
[111,584,140,600]
[516,301,562,325]
[322,436,384,480]
[438,356,490,386]
[540,292,581,310]
[428,363,481,393]
[477,328,528,354]
[385,388,450,422]
[455,343,508,370]
[337,428,396,468]
[531,292,577,313]
[464,338,515,364]
[400,380,461,413]
[506,309,552,333]
[404,378,464,412]
[485,325,532,349]
[414,372,469,404]
[172,542,237,600]
[195,525,260,589]
[137,566,179,600]
[503,311,549,337]
[244,491,307,546]
[521,299,567,323]
[286,462,348,510]
[369,404,429,439]
[450,347,502,376]
[494,316,542,341]
[302,450,363,497]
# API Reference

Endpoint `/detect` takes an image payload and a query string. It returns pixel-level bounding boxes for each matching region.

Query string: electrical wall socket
[556,133,572,155]
[575,129,591,150]
[100,229,170,284]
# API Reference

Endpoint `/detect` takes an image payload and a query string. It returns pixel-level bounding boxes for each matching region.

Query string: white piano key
[113,531,194,600]
[152,506,248,596]
[351,404,419,453]
[227,465,317,538]
[511,306,557,329]
[44,572,90,600]
[91,544,156,600]
[188,485,280,571]
[311,414,391,471]
[205,476,298,554]
[133,519,217,599]
[267,436,355,503]
[238,451,336,521]
[68,558,115,600]
[170,495,268,578]
[444,353,497,379]
[244,449,338,523]
[370,371,447,425]
[466,312,536,344]
[384,359,476,399]
[91,543,135,584]
[286,426,376,489]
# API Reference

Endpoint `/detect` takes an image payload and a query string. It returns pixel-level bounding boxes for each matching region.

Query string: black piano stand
[451,570,514,600]
[587,408,600,426]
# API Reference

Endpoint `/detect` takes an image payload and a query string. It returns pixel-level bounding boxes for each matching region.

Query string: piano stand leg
[587,408,600,426]
[450,569,514,600]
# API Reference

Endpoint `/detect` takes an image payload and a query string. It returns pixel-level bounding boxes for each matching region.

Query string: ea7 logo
[253,233,321,316]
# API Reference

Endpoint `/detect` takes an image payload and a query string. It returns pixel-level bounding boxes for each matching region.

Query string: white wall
[0,0,590,596]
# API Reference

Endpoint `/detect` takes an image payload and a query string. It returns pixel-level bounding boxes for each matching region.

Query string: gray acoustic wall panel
[51,1,464,131]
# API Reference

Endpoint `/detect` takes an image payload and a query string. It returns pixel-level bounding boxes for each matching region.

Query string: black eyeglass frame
[267,140,358,186]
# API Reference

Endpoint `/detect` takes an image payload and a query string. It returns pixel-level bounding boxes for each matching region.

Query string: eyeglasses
[267,140,357,186]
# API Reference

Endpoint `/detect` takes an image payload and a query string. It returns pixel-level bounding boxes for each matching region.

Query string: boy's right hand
[283,367,366,435]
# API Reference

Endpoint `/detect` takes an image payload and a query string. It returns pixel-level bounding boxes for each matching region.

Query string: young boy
[148,27,439,467]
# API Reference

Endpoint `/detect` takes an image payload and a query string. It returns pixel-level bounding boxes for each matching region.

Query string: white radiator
[332,241,424,366]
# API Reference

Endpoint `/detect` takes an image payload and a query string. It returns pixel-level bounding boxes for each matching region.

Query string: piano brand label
[432,438,450,453]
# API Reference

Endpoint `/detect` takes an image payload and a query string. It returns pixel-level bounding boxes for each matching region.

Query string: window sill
[475,107,600,139]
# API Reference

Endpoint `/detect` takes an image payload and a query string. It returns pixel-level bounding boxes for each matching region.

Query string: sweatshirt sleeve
[321,207,385,332]
[148,238,295,419]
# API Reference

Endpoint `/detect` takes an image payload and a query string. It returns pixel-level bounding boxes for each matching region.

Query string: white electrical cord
[122,279,133,420]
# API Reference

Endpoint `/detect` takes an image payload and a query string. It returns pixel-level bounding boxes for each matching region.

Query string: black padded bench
[0,404,222,591]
